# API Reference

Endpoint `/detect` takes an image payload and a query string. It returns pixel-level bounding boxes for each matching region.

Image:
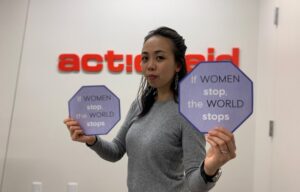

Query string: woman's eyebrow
[142,50,166,55]
[154,50,166,54]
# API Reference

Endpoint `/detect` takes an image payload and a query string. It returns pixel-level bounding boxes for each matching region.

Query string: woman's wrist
[203,161,218,176]
[201,161,222,183]
[86,136,97,146]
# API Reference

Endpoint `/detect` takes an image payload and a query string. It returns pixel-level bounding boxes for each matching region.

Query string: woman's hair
[137,26,187,118]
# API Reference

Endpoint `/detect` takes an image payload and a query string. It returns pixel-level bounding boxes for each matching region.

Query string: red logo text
[58,48,240,73]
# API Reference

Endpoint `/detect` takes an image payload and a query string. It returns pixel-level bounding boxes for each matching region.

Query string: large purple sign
[179,61,253,133]
[68,85,120,135]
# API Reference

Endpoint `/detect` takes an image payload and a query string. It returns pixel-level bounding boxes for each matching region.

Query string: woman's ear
[175,64,181,73]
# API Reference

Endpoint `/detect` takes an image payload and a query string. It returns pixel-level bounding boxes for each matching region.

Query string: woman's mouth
[147,75,158,81]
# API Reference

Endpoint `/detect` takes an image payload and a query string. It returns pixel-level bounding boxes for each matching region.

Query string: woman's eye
[141,56,148,63]
[156,56,164,61]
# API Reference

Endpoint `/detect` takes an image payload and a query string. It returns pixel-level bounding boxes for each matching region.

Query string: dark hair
[137,26,187,118]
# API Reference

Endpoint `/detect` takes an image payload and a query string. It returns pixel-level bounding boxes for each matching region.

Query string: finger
[215,127,232,137]
[63,117,76,123]
[209,135,236,158]
[206,135,218,148]
[69,125,81,133]
[216,127,236,146]
[63,118,71,124]
[71,129,84,141]
[65,120,80,127]
[206,136,223,155]
[208,134,230,153]
[209,129,236,152]
[215,127,236,152]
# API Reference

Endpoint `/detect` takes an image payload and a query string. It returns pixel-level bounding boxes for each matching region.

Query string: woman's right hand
[64,118,96,145]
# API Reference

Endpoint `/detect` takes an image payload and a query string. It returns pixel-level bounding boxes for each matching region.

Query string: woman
[64,27,236,192]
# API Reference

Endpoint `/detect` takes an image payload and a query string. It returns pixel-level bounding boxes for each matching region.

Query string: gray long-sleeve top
[88,99,216,192]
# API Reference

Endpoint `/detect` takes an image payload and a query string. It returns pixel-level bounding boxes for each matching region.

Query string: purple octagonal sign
[179,61,253,133]
[68,85,120,135]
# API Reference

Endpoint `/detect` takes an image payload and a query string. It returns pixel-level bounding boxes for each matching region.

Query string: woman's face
[141,35,180,92]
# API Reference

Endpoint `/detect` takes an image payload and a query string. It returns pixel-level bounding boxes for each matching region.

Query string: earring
[145,85,153,96]
[174,73,179,90]
[152,88,157,96]
[145,86,151,96]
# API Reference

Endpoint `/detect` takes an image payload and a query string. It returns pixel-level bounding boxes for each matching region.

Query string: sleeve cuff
[86,136,98,147]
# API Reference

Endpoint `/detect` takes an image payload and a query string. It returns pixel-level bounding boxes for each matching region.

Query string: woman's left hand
[204,127,236,175]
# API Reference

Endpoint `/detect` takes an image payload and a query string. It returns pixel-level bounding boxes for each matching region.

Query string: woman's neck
[156,88,173,102]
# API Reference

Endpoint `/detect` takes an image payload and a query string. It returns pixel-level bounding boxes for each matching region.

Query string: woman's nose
[147,58,156,70]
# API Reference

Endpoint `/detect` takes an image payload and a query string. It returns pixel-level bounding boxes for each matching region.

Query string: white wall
[270,0,300,190]
[253,0,278,191]
[254,0,300,191]
[0,0,259,192]
[0,0,29,188]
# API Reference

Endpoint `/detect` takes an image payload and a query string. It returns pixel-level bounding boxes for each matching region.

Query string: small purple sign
[68,85,120,135]
[179,61,253,133]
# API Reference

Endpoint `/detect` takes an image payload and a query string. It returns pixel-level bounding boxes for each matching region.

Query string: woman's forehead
[142,36,173,53]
